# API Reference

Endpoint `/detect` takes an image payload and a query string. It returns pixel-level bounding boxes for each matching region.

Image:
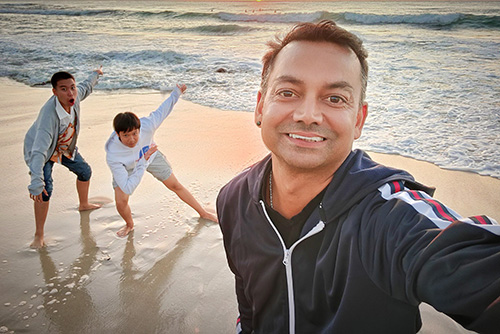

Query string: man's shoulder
[40,95,57,112]
[139,115,156,132]
[34,96,58,125]
[218,156,269,204]
[219,165,253,197]
[104,133,127,159]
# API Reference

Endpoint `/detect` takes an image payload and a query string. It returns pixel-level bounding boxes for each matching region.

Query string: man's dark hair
[261,20,369,105]
[113,112,141,134]
[50,71,75,88]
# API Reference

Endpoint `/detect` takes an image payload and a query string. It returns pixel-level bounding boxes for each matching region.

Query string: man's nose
[293,96,323,125]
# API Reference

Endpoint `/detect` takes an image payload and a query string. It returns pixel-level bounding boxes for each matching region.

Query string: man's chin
[276,151,327,170]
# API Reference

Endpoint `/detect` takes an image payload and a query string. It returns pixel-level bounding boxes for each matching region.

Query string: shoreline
[8,76,500,182]
[3,76,498,218]
[0,77,497,333]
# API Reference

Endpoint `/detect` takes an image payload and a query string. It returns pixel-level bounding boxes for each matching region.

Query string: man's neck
[55,97,71,114]
[62,103,71,114]
[270,160,334,219]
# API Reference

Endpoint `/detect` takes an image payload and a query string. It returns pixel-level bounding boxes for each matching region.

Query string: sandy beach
[0,78,498,333]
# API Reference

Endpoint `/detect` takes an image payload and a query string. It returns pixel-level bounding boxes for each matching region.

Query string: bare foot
[117,225,134,237]
[30,235,45,249]
[79,203,102,211]
[200,210,218,223]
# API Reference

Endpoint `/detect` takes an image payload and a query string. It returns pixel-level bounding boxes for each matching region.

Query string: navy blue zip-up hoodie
[217,150,500,334]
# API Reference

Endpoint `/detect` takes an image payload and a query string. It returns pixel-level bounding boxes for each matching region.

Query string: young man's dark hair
[50,71,75,88]
[113,112,141,134]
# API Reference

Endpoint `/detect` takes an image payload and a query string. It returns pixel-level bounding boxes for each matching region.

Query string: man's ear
[354,102,368,140]
[52,88,56,95]
[255,90,264,126]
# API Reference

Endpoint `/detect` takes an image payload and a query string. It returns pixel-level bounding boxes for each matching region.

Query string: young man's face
[117,129,140,148]
[52,78,77,112]
[255,40,368,174]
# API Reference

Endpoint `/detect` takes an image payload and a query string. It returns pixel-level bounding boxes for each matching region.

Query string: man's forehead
[277,40,358,65]
[56,79,76,87]
[270,41,361,83]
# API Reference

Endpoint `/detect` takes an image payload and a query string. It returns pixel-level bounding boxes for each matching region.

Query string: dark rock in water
[33,81,50,86]
[215,68,228,73]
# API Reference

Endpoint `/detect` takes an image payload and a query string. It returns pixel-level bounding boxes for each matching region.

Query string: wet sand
[0,78,498,333]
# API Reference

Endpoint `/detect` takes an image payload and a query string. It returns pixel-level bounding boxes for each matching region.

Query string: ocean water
[1,1,499,178]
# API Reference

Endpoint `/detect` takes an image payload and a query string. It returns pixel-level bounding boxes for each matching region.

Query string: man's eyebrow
[326,81,354,92]
[274,75,304,86]
[275,76,354,92]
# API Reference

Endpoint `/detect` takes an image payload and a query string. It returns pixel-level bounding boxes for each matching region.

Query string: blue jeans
[42,152,92,202]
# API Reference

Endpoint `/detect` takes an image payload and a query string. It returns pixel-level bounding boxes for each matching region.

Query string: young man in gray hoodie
[24,67,103,248]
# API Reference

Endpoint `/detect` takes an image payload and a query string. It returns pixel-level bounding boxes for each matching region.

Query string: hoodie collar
[248,150,433,223]
[55,96,74,121]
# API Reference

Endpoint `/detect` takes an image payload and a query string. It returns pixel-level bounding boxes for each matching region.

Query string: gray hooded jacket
[24,71,100,195]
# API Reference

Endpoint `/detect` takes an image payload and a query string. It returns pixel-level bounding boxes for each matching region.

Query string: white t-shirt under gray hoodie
[105,87,182,195]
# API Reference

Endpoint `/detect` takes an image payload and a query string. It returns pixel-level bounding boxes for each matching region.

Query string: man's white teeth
[289,133,324,142]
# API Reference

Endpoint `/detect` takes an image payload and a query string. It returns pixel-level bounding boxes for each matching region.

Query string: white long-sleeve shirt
[105,87,181,195]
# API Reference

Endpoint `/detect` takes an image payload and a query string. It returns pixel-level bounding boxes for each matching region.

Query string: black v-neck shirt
[261,170,327,248]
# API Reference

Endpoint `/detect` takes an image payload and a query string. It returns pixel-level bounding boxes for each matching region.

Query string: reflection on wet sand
[117,221,207,333]
[35,213,220,333]
[37,210,105,332]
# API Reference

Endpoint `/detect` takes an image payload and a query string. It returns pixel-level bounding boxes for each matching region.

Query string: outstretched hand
[94,65,104,76]
[144,143,158,161]
[177,84,187,94]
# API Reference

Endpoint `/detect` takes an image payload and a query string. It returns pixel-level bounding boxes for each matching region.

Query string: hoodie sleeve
[77,71,100,102]
[24,102,58,196]
[106,157,147,196]
[359,182,500,334]
[27,124,54,195]
[143,86,181,131]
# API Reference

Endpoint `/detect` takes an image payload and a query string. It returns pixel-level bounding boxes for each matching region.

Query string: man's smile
[288,133,325,142]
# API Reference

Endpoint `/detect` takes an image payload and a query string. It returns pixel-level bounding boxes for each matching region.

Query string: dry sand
[0,78,498,333]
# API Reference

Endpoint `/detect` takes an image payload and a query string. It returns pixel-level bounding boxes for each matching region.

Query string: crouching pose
[105,84,217,237]
[24,68,103,248]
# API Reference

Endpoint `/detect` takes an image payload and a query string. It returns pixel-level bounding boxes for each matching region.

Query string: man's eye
[278,90,295,98]
[328,96,344,104]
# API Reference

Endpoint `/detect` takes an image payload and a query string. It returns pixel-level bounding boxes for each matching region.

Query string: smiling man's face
[255,40,368,175]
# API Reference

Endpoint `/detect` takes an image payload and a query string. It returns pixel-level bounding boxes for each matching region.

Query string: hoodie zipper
[259,200,325,334]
